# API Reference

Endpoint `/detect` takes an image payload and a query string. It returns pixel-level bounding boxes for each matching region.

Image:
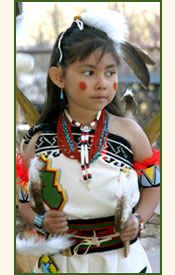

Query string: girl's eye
[83,71,94,76]
[106,71,116,76]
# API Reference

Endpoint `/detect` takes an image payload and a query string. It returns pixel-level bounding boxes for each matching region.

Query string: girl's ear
[49,66,64,88]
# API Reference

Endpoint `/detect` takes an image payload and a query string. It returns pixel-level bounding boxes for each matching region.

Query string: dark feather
[132,44,155,66]
[120,41,150,88]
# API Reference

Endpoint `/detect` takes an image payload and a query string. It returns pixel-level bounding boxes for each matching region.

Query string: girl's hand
[120,214,139,242]
[42,211,69,234]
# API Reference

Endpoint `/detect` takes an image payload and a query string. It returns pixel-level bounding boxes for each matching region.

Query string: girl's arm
[18,201,69,234]
[18,202,38,227]
[120,120,160,241]
[131,119,160,223]
[135,187,160,223]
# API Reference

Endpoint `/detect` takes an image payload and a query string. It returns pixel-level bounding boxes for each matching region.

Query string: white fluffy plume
[16,235,73,255]
[81,9,128,45]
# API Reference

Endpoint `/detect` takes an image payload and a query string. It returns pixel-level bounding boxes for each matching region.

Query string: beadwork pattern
[57,109,110,181]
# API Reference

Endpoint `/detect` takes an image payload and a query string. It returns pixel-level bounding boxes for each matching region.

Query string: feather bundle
[114,170,140,232]
[28,157,45,214]
[28,157,43,186]
[114,193,137,232]
[16,235,73,255]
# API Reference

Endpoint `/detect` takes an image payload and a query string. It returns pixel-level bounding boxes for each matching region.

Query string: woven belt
[63,216,137,256]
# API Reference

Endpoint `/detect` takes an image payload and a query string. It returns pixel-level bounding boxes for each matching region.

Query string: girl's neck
[66,107,102,125]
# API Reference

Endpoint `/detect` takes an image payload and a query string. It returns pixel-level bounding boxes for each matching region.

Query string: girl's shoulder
[23,122,56,145]
[109,113,143,141]
[23,122,56,168]
[109,113,152,162]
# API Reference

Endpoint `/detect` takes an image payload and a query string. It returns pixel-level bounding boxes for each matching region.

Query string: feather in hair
[132,44,155,65]
[120,41,150,88]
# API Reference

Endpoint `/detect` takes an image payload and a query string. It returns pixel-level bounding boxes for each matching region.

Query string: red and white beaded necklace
[64,109,101,181]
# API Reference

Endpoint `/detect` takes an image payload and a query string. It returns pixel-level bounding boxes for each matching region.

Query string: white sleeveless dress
[30,126,152,273]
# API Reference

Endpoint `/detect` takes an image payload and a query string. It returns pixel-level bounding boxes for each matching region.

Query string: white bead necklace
[64,109,102,181]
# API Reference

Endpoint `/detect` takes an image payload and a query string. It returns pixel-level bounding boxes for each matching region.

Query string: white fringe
[16,235,73,255]
[81,9,128,45]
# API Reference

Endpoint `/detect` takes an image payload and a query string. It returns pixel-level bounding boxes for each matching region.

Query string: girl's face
[62,49,118,116]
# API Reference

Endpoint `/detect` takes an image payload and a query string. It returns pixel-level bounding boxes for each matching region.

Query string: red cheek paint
[113,82,117,90]
[79,81,87,91]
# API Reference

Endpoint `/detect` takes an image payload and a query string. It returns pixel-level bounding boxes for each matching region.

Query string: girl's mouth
[91,96,106,100]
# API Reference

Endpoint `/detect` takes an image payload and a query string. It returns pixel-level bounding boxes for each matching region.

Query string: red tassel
[133,149,160,174]
[16,153,29,184]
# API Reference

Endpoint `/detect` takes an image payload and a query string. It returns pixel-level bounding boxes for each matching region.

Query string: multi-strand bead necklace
[57,108,110,181]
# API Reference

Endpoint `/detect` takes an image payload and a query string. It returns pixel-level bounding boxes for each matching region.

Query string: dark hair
[38,22,124,123]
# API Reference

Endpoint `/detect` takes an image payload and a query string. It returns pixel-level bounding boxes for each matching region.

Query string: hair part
[38,22,123,124]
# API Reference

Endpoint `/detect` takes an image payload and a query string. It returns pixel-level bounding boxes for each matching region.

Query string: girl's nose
[95,75,107,90]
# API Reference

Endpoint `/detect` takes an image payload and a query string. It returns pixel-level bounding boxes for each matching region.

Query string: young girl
[17,10,160,273]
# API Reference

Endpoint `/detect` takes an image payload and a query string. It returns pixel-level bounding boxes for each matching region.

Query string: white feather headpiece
[58,9,128,63]
[81,9,128,45]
